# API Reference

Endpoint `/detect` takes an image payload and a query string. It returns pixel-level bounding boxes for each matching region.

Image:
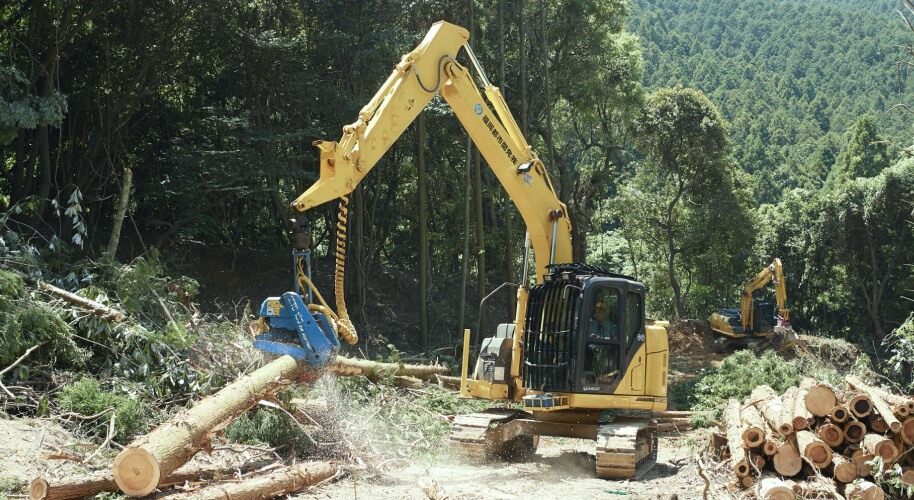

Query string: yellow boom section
[290,21,572,282]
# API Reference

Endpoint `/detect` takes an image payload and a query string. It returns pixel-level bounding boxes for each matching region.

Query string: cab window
[626,291,642,349]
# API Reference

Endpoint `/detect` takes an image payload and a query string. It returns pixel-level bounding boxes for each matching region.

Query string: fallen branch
[1,266,123,321]
[0,341,49,398]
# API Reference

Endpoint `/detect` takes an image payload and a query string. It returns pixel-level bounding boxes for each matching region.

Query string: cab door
[624,291,645,393]
[580,287,624,393]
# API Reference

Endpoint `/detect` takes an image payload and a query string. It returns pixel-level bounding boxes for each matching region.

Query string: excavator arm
[291,21,573,281]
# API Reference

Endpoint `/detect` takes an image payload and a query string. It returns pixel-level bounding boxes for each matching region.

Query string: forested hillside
[629,0,912,203]
[1,0,912,352]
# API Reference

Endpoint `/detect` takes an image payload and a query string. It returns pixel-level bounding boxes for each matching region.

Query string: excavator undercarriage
[448,409,658,479]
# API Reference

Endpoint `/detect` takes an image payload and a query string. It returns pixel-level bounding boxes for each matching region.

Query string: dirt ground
[319,430,714,500]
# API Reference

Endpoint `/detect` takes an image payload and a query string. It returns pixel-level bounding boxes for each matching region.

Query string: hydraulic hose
[333,196,358,344]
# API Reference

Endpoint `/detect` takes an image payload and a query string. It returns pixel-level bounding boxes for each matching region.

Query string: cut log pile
[714,375,914,498]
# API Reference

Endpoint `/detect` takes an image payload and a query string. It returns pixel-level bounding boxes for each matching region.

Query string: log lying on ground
[112,355,305,497]
[30,461,273,500]
[758,472,794,500]
[328,356,450,381]
[725,399,751,478]
[805,383,837,417]
[846,375,902,433]
[796,430,832,468]
[154,462,338,500]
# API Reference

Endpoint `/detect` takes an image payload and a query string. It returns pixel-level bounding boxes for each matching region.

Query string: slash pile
[713,374,914,499]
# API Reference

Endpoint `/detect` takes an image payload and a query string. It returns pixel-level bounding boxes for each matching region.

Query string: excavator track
[448,409,532,461]
[595,418,658,479]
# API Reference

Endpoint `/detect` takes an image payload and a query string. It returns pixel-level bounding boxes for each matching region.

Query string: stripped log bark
[30,461,273,500]
[758,472,793,500]
[778,387,798,436]
[112,356,305,497]
[726,399,751,478]
[153,462,338,500]
[328,356,450,381]
[796,430,832,468]
[805,383,837,417]
[846,375,902,433]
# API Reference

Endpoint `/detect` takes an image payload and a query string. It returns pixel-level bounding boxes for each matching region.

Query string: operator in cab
[589,298,617,340]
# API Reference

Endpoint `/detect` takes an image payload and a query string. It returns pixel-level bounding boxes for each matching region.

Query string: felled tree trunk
[846,375,901,433]
[796,430,832,469]
[154,462,338,500]
[30,461,272,500]
[829,454,857,483]
[805,383,837,417]
[740,404,765,448]
[5,267,124,321]
[771,441,802,477]
[758,472,793,500]
[328,356,450,381]
[778,387,799,436]
[725,399,751,478]
[112,356,305,497]
[793,382,815,431]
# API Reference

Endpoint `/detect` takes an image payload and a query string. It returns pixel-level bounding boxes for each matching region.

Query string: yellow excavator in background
[710,258,799,353]
[255,21,669,480]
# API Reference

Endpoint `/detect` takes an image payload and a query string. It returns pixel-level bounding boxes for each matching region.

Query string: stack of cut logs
[714,374,914,499]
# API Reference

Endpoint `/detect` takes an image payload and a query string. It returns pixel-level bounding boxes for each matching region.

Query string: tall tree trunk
[417,112,429,349]
[500,0,515,314]
[457,138,472,348]
[474,147,487,342]
[107,168,133,258]
[519,0,527,138]
[468,0,487,342]
[539,0,555,176]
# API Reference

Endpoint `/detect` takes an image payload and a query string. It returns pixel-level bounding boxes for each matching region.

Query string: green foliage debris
[56,378,155,443]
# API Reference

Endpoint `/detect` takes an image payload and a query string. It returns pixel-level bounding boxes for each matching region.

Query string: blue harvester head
[255,291,340,367]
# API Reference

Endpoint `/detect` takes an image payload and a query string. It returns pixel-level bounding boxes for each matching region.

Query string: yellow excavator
[710,258,800,353]
[256,21,669,480]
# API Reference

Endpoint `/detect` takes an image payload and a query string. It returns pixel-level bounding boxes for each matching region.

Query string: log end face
[112,447,161,497]
[778,423,793,435]
[28,477,48,500]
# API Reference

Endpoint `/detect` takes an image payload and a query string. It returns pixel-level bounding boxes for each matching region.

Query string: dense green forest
[1,0,912,354]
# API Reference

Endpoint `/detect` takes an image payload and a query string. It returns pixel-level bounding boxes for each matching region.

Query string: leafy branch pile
[0,233,262,445]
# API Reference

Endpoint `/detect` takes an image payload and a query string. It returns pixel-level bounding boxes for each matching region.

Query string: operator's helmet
[595,300,605,310]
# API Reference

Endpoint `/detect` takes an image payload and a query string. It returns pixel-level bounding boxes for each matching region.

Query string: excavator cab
[522,264,647,396]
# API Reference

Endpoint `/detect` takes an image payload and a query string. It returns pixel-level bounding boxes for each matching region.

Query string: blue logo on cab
[475,104,483,115]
